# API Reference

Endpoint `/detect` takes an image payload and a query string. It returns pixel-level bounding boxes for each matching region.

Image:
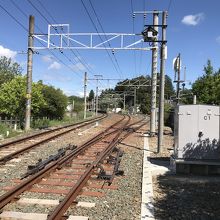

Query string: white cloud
[42,73,72,82]
[42,55,53,63]
[76,90,90,97]
[77,91,84,97]
[48,61,61,70]
[181,13,204,26]
[216,36,220,44]
[0,45,17,59]
[70,62,87,72]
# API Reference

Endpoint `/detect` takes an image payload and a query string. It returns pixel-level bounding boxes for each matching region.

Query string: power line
[167,0,173,12]
[130,0,137,77]
[25,0,96,87]
[36,0,57,23]
[81,0,123,79]
[36,0,95,76]
[0,3,28,32]
[6,0,94,87]
[88,0,124,78]
[138,0,146,76]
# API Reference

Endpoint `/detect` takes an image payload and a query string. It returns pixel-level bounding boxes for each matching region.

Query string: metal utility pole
[150,11,159,136]
[158,11,167,153]
[176,53,181,104]
[87,75,103,116]
[25,15,34,131]
[173,53,185,104]
[84,72,87,119]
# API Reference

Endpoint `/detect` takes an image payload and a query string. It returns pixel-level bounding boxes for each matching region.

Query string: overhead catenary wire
[130,0,137,78]
[36,0,96,76]
[81,0,124,79]
[0,3,28,32]
[3,0,95,89]
[88,0,124,78]
[138,0,147,76]
[26,0,80,66]
[167,0,173,12]
[25,0,96,87]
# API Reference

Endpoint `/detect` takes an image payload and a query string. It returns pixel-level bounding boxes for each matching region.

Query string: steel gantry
[25,11,167,153]
[33,24,155,51]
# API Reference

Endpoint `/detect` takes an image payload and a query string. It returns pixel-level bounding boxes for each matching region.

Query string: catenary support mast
[158,11,167,153]
[150,11,159,135]
[25,15,34,131]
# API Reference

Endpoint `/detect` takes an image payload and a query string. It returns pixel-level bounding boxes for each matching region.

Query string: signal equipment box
[173,105,220,174]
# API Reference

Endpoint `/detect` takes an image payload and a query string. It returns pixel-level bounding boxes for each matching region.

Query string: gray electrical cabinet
[174,105,220,160]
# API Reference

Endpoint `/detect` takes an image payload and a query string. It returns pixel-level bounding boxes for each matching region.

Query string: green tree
[0,56,22,86]
[179,88,194,104]
[0,76,46,119]
[164,75,175,99]
[40,85,68,119]
[68,96,84,113]
[88,90,95,101]
[192,60,220,104]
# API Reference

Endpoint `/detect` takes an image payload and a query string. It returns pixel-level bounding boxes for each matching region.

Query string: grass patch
[48,111,93,127]
[32,111,94,129]
[0,111,95,139]
[0,123,20,139]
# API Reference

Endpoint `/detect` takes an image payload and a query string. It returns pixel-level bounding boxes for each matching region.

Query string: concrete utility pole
[95,82,98,116]
[71,100,74,118]
[134,88,137,114]
[193,95,197,104]
[25,15,34,131]
[150,11,159,135]
[84,72,87,119]
[158,11,167,153]
[123,93,126,112]
[91,99,95,115]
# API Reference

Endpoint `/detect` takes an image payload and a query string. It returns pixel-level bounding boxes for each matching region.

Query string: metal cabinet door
[178,105,199,159]
[197,106,220,159]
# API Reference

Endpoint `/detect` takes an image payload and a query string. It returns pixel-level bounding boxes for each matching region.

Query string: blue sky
[0,0,219,97]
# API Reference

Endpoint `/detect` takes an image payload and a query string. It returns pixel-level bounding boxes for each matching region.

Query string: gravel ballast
[0,115,118,195]
[0,115,147,220]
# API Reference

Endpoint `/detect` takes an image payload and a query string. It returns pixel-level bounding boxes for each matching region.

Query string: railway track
[0,114,107,164]
[0,115,146,220]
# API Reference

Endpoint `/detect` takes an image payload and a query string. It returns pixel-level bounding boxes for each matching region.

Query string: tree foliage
[0,56,22,86]
[88,90,95,101]
[192,60,220,105]
[179,88,194,104]
[112,74,174,114]
[40,85,68,119]
[68,95,84,113]
[0,77,68,121]
[0,76,46,119]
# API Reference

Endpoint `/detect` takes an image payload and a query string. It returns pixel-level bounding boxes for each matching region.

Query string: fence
[0,117,20,130]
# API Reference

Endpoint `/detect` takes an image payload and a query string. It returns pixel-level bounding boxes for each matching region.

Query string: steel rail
[0,114,126,210]
[0,114,107,164]
[48,115,131,220]
[0,114,106,149]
